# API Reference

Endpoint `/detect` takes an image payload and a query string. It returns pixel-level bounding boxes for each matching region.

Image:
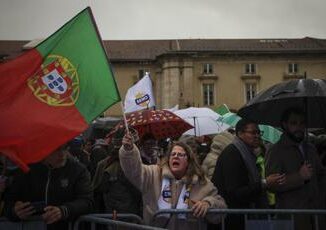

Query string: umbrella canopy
[113,109,193,140]
[238,79,326,128]
[221,112,282,144]
[92,117,121,130]
[83,117,121,140]
[215,104,230,116]
[174,107,229,136]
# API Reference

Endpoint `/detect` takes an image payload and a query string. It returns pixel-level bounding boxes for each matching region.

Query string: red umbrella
[112,109,193,140]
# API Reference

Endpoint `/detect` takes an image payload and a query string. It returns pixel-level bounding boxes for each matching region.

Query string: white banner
[124,73,155,113]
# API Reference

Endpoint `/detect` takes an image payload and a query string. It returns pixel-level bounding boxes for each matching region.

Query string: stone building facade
[1,37,326,116]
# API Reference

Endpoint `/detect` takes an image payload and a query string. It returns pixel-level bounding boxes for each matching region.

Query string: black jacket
[4,157,94,230]
[211,144,264,208]
[211,144,267,230]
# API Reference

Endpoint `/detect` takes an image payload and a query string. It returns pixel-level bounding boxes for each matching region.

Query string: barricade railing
[153,209,207,229]
[73,213,166,230]
[0,214,146,230]
[153,209,326,230]
[85,213,143,224]
[2,209,326,230]
[0,216,47,230]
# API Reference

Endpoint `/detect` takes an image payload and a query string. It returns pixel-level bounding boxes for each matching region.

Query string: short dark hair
[235,118,257,136]
[280,107,305,124]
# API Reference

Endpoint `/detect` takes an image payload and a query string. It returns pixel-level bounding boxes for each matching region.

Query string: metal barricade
[73,213,166,230]
[218,209,326,230]
[0,214,145,230]
[0,216,47,230]
[3,209,325,230]
[153,209,208,229]
[87,213,143,224]
[153,209,326,230]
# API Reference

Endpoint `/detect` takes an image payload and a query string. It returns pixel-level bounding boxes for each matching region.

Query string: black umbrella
[238,79,326,128]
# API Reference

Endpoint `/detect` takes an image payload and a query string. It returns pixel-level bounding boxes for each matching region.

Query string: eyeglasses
[170,152,187,158]
[243,130,264,136]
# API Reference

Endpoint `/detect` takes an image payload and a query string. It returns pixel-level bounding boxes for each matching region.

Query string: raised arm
[119,133,158,192]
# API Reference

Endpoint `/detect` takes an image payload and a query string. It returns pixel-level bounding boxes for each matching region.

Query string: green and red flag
[0,7,121,172]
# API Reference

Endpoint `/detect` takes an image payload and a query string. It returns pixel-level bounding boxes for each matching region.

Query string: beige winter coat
[202,131,234,179]
[119,144,227,229]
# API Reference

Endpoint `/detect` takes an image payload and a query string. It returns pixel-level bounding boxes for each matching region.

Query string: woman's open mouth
[172,161,180,167]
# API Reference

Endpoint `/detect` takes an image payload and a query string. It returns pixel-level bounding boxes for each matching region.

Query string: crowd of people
[0,107,326,230]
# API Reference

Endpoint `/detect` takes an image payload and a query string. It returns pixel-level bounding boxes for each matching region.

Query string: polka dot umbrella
[112,109,194,140]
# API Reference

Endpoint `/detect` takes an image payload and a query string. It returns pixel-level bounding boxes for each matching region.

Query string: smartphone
[30,201,46,215]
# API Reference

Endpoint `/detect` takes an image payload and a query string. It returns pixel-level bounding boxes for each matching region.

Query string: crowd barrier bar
[0,216,47,230]
[153,208,326,230]
[73,214,167,230]
[0,214,144,230]
[85,213,143,224]
[2,209,326,230]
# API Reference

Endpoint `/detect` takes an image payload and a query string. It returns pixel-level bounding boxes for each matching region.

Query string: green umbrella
[221,112,282,144]
[215,104,230,116]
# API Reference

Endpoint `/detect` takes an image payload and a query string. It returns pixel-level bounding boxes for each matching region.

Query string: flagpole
[120,101,130,134]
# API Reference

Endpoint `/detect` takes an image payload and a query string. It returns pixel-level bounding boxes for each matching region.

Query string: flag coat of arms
[0,7,120,171]
[124,73,155,113]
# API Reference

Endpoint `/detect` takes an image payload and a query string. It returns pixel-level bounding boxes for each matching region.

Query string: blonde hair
[160,141,206,183]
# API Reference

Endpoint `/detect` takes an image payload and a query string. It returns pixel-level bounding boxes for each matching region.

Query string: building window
[203,83,214,106]
[245,83,257,102]
[245,63,256,74]
[203,63,213,75]
[288,63,298,74]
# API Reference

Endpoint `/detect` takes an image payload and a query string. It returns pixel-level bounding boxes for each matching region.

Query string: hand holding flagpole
[122,132,134,151]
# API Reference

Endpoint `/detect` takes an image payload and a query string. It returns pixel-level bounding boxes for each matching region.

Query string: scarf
[232,136,260,183]
[157,177,191,219]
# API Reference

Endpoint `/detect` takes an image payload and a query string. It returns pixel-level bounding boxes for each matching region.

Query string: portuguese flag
[0,7,121,172]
